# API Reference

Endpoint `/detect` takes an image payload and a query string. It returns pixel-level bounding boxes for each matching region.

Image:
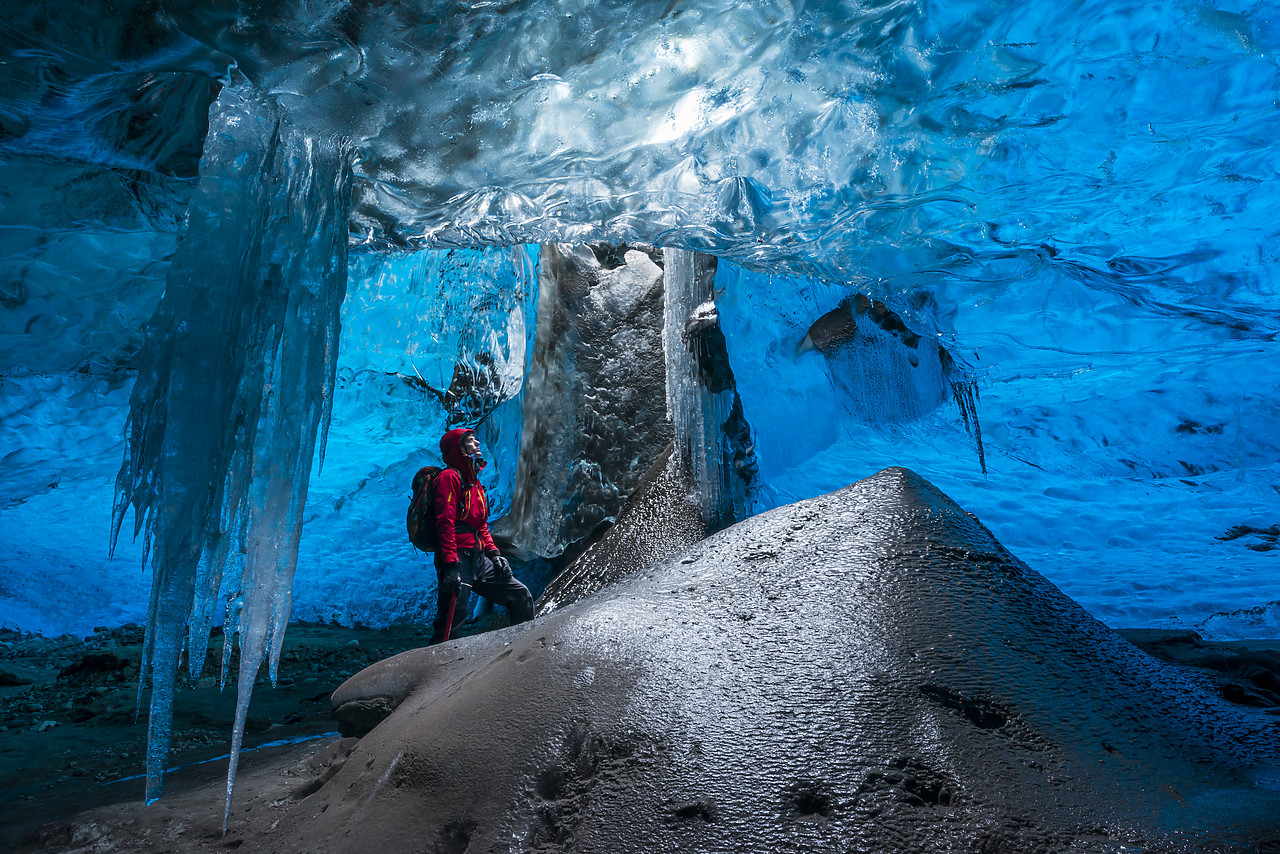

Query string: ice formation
[106,82,353,808]
[297,242,539,626]
[664,249,759,528]
[2,0,1279,814]
[505,244,670,559]
[323,467,1280,853]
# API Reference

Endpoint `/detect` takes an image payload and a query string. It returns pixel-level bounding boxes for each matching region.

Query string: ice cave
[1,0,1278,849]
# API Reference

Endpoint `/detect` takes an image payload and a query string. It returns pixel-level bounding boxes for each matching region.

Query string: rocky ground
[0,622,1276,852]
[0,614,515,851]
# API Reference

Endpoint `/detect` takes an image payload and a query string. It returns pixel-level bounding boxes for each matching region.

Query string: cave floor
[0,620,470,850]
[0,622,1276,851]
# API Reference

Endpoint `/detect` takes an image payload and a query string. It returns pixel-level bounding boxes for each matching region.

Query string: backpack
[407,465,445,552]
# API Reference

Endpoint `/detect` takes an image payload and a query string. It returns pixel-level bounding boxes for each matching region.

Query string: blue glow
[295,245,540,627]
[716,249,1280,633]
[1,0,1278,649]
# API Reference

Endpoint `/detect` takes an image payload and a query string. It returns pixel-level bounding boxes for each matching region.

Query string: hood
[440,427,486,481]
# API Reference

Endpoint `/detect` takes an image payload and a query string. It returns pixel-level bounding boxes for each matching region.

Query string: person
[429,427,534,643]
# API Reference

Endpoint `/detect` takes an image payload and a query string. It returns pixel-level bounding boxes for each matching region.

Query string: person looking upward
[430,427,534,643]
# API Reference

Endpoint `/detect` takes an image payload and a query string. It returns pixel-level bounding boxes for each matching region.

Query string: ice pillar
[663,249,757,530]
[506,244,671,557]
[110,82,352,811]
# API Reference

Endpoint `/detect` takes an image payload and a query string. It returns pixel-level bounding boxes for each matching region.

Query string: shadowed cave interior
[1,0,1279,850]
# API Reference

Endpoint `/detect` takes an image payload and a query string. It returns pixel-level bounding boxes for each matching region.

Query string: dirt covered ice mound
[303,467,1279,853]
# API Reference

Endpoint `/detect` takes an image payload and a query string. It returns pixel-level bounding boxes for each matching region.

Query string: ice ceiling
[3,0,1279,640]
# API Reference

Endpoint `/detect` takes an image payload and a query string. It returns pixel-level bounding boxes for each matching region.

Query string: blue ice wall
[2,0,1279,643]
[293,245,539,627]
[0,244,539,637]
[716,254,1280,633]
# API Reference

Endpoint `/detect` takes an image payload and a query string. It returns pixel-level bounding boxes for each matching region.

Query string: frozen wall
[505,244,670,559]
[294,243,539,626]
[2,0,1279,650]
[664,249,759,529]
[715,258,1280,633]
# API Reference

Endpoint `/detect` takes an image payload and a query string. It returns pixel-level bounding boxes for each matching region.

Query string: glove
[486,552,512,579]
[440,563,463,595]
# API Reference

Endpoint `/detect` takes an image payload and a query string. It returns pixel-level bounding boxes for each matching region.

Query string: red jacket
[433,428,498,564]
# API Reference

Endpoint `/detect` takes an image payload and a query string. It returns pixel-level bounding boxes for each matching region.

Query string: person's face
[460,433,481,457]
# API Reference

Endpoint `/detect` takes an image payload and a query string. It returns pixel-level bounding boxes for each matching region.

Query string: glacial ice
[504,244,670,560]
[297,242,540,625]
[107,82,353,806]
[664,248,758,528]
[1,0,1279,814]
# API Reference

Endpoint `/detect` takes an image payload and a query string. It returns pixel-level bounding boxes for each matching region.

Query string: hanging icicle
[951,378,987,475]
[110,79,353,827]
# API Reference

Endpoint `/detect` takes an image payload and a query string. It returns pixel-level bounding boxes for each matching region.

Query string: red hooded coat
[433,428,499,565]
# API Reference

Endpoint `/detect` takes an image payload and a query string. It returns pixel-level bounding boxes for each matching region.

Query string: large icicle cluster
[109,81,352,811]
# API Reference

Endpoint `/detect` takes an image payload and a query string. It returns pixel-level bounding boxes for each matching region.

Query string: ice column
[663,249,756,530]
[110,81,352,813]
[507,244,671,557]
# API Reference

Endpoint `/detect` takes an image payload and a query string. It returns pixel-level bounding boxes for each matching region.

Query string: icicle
[109,78,353,823]
[663,249,756,529]
[951,379,987,475]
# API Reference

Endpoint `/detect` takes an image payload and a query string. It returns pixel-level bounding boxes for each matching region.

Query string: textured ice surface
[536,443,705,616]
[714,257,1280,631]
[317,468,1280,853]
[505,244,670,558]
[294,243,539,626]
[105,82,354,805]
[0,147,177,637]
[2,0,1279,644]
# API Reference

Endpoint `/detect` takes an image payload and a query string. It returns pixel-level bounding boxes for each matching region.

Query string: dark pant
[430,549,534,643]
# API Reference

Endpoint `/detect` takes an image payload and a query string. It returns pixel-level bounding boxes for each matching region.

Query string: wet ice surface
[504,244,671,559]
[318,468,1280,854]
[3,0,1280,646]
